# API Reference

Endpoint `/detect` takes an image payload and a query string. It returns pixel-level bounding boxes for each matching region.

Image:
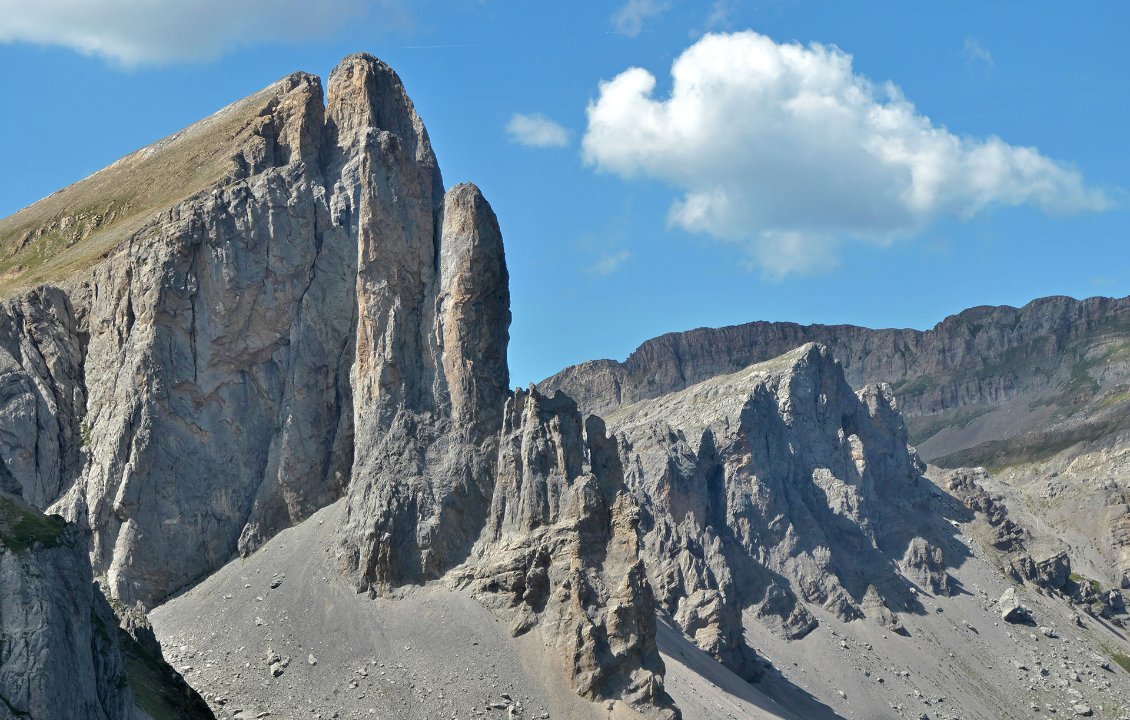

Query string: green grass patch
[0,494,66,551]
[125,651,180,720]
[1113,652,1130,674]
[1097,387,1130,411]
[1069,572,1102,595]
[121,633,215,720]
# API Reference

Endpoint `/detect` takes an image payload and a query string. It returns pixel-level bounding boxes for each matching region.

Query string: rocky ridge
[539,295,1130,467]
[602,344,955,677]
[5,49,1130,720]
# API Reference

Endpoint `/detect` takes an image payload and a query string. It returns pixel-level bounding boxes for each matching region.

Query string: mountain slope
[0,73,323,294]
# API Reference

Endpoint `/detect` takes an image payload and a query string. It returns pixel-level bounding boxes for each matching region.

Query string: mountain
[540,297,1130,594]
[3,51,1130,720]
[539,295,1130,470]
[0,52,674,718]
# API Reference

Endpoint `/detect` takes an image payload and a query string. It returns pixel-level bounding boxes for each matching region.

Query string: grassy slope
[0,80,285,296]
[0,492,66,551]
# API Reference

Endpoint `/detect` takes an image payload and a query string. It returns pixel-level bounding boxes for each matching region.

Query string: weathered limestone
[604,344,947,676]
[333,56,511,590]
[0,483,131,719]
[0,287,86,509]
[452,390,677,717]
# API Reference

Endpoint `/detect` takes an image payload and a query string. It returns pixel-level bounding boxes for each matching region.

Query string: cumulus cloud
[582,31,1110,277]
[0,0,377,65]
[506,113,570,148]
[612,0,670,37]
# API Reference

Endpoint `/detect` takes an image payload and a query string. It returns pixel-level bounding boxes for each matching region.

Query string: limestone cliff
[540,295,1130,467]
[0,57,509,606]
[452,390,674,716]
[602,344,949,676]
[0,480,130,719]
[2,71,358,606]
[0,53,670,716]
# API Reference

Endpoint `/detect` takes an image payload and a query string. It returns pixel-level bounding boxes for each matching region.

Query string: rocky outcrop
[452,390,676,717]
[942,467,1073,594]
[319,62,671,710]
[0,287,86,509]
[335,59,512,585]
[0,468,212,720]
[997,587,1033,624]
[604,344,949,676]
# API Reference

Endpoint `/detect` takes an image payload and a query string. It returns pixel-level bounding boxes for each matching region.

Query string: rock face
[452,390,673,714]
[539,295,1130,466]
[321,59,668,711]
[0,57,512,607]
[0,286,86,510]
[0,465,211,720]
[0,71,358,606]
[335,61,512,585]
[0,481,130,719]
[602,344,950,677]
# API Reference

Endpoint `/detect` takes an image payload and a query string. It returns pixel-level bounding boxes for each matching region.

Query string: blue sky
[0,1,1126,386]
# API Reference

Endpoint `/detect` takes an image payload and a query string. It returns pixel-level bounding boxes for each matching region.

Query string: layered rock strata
[540,295,1130,465]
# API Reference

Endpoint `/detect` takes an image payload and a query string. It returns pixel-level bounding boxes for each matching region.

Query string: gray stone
[999,587,1033,624]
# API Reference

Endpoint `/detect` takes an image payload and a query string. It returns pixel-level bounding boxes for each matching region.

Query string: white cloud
[0,0,376,65]
[612,0,670,37]
[963,37,993,69]
[506,113,570,148]
[704,0,735,30]
[582,31,1110,277]
[589,249,632,276]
